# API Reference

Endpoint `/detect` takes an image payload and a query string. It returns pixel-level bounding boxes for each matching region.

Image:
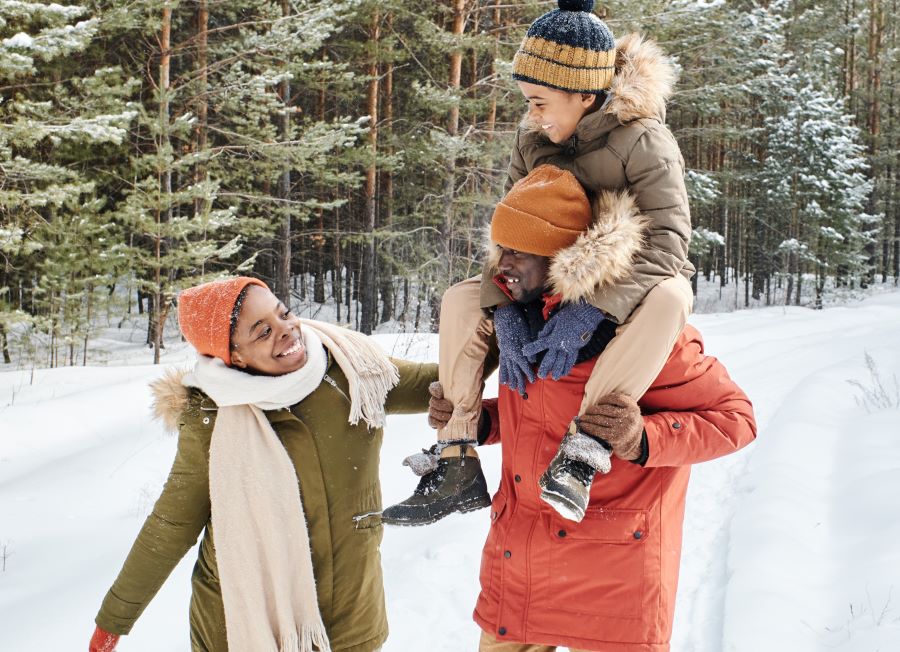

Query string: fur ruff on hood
[150,368,190,434]
[487,189,648,304]
[605,33,677,123]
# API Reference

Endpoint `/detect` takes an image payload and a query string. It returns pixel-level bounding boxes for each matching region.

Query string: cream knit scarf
[182,320,399,652]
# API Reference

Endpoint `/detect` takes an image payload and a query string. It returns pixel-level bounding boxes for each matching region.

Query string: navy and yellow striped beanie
[512,0,615,94]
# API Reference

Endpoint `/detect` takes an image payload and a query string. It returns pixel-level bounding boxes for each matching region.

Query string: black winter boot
[539,431,612,523]
[381,445,491,526]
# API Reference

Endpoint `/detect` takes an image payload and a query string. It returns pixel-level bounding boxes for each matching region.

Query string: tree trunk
[0,323,10,364]
[194,0,209,255]
[360,6,380,334]
[314,51,328,305]
[486,1,501,145]
[153,3,173,365]
[441,0,467,292]
[863,0,883,283]
[379,13,395,325]
[275,0,293,307]
[82,283,93,366]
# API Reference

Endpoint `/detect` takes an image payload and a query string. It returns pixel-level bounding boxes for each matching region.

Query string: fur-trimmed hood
[486,188,648,304]
[604,33,677,124]
[150,368,191,434]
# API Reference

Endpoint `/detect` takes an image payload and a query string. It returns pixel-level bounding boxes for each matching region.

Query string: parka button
[503,550,512,559]
[202,417,210,425]
[558,530,567,538]
[498,627,507,636]
[672,421,681,429]
[633,530,643,540]
[514,474,522,483]
[522,392,528,400]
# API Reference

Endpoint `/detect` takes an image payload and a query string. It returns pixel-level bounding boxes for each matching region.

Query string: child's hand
[522,300,604,380]
[493,304,536,395]
[577,392,644,461]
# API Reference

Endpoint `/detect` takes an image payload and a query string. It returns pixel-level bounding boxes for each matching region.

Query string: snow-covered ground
[2,293,899,651]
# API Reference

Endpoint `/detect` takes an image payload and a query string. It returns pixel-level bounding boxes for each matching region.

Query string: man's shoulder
[649,325,707,389]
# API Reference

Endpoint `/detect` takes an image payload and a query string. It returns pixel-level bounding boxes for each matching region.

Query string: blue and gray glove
[493,304,536,395]
[521,299,605,380]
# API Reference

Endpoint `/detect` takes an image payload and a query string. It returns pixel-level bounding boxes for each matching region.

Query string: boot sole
[381,494,492,527]
[540,486,586,523]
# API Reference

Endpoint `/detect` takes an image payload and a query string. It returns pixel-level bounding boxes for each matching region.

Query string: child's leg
[380,277,494,526]
[478,631,557,652]
[576,274,694,419]
[436,276,494,444]
[539,276,693,521]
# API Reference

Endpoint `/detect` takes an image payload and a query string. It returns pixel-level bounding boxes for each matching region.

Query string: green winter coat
[482,34,695,324]
[95,354,437,652]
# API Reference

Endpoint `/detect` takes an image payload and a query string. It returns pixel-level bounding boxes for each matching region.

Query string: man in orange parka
[427,167,756,651]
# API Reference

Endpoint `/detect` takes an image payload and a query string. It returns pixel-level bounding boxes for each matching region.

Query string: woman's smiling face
[230,285,307,375]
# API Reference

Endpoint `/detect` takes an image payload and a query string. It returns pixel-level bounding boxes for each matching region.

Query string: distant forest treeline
[1,0,897,366]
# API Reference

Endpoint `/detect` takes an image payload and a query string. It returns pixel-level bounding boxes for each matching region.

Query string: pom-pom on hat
[178,276,268,365]
[512,0,616,94]
[491,165,593,257]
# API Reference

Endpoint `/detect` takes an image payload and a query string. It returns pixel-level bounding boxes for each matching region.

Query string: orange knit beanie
[177,276,268,365]
[490,165,592,256]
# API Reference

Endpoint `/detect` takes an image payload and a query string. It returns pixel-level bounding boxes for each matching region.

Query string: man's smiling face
[496,247,550,303]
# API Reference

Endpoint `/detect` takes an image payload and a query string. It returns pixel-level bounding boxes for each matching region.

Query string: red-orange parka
[474,325,756,651]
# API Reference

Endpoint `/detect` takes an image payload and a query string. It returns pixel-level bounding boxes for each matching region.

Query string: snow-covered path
[1,294,899,651]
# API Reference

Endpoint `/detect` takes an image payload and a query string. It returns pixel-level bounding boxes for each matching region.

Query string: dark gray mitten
[493,304,536,395]
[522,300,605,380]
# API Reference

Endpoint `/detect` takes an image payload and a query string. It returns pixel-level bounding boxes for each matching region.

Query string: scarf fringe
[280,624,332,652]
[300,319,399,429]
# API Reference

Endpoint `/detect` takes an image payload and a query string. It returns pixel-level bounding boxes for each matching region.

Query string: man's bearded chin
[517,285,549,305]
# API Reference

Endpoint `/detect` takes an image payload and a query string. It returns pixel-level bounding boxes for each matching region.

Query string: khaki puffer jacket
[482,34,695,324]
[95,355,437,652]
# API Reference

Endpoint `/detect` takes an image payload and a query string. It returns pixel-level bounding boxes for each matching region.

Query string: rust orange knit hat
[490,165,592,256]
[177,276,268,365]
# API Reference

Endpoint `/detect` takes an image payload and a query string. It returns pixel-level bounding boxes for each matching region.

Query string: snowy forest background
[1,0,898,369]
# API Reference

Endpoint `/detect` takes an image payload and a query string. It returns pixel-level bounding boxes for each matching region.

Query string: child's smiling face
[518,81,598,144]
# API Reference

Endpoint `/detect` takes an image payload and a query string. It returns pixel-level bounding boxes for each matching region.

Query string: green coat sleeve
[95,403,212,635]
[384,358,438,414]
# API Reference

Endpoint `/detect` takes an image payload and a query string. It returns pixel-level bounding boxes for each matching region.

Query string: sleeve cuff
[630,429,649,466]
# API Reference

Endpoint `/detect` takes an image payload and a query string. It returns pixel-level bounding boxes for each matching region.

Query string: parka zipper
[323,373,350,403]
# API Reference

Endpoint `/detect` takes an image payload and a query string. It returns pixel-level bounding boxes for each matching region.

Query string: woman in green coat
[89,277,437,652]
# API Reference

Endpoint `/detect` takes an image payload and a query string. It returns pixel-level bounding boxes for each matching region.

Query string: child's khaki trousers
[436,275,694,442]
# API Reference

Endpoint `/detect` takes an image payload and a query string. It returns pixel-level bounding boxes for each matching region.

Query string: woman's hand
[89,625,119,652]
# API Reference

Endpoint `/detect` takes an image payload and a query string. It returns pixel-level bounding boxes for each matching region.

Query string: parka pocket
[351,484,384,542]
[545,508,649,618]
[478,492,508,599]
[352,510,383,531]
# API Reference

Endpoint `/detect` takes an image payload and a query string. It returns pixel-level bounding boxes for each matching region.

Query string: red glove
[89,625,119,652]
